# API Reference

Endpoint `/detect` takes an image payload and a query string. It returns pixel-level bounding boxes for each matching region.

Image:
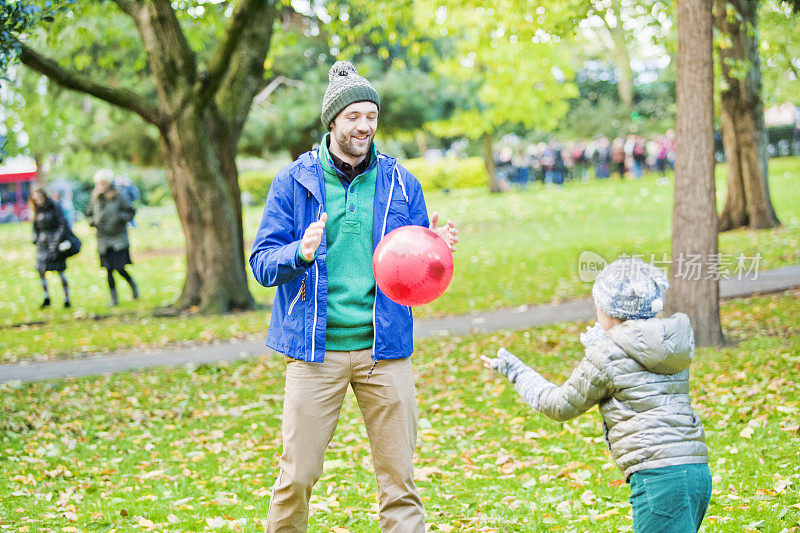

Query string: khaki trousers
[266,349,425,532]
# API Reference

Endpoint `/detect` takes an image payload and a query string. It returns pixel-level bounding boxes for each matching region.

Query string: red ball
[373,225,454,306]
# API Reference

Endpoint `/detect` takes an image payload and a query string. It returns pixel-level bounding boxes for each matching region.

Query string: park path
[2,265,799,384]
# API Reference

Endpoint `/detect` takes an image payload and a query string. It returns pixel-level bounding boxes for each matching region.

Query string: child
[482,258,711,532]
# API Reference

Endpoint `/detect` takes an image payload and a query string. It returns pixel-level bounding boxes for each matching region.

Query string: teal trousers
[629,464,712,533]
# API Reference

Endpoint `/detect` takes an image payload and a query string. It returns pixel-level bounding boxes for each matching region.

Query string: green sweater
[318,134,378,350]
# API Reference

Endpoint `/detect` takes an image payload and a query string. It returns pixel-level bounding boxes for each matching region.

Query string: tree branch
[780,43,800,80]
[110,0,138,17]
[197,0,264,105]
[253,75,305,104]
[131,0,197,112]
[214,1,279,138]
[19,42,166,129]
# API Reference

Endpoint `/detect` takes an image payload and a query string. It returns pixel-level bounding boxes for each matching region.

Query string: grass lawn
[1,157,798,362]
[1,290,798,531]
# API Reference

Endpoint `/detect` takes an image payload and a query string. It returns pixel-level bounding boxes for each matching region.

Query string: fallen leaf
[414,466,444,482]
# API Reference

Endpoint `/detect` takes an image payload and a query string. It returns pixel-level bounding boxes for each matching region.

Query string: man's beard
[333,129,372,159]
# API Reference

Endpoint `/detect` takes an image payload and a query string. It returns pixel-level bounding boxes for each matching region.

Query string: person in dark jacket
[85,169,138,306]
[30,185,71,308]
[250,61,458,533]
[611,137,627,178]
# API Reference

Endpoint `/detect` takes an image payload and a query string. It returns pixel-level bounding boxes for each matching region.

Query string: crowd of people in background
[495,131,677,187]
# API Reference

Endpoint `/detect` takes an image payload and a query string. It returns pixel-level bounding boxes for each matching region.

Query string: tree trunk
[667,0,725,347]
[604,0,634,108]
[483,132,501,193]
[289,130,318,161]
[161,107,254,314]
[715,0,780,231]
[34,152,45,183]
[415,130,428,158]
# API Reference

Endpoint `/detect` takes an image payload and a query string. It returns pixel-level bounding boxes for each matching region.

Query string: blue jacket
[249,148,430,363]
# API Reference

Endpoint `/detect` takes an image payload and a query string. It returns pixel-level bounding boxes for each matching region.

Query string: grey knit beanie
[592,258,669,320]
[321,61,380,128]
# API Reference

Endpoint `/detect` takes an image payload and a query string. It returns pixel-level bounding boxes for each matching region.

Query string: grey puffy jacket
[495,313,708,480]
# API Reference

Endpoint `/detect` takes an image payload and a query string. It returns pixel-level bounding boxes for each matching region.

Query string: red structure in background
[0,169,37,221]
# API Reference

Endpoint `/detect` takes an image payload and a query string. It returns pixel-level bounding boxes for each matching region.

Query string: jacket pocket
[644,470,689,517]
[286,274,307,316]
[385,196,411,233]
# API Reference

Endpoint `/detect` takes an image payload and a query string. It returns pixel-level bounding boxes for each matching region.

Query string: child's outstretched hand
[480,348,530,384]
[580,322,606,347]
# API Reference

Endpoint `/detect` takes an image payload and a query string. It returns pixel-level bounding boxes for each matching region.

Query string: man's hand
[300,212,327,262]
[430,211,458,252]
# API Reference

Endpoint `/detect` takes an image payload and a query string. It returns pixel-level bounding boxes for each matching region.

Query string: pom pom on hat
[328,60,357,81]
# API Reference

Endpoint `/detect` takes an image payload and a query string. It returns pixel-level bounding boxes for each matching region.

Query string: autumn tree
[12,1,279,313]
[667,0,725,346]
[425,4,578,192]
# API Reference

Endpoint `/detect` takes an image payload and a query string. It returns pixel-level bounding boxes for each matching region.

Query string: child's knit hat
[592,258,669,320]
[321,61,380,128]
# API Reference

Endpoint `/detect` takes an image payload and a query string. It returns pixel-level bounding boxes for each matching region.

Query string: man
[250,61,458,532]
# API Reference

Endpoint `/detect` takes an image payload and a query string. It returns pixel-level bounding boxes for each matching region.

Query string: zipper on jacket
[372,160,398,363]
[310,203,323,361]
[287,273,307,316]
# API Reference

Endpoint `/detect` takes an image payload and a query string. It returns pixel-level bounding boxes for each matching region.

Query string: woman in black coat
[31,185,71,308]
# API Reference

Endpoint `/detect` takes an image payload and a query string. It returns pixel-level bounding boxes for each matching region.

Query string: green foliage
[324,0,580,142]
[426,3,579,140]
[237,156,486,208]
[239,31,329,160]
[0,0,75,77]
[239,169,276,206]
[759,0,800,106]
[3,2,161,166]
[2,68,162,166]
[0,0,76,158]
[404,156,488,190]
[241,80,325,161]
[556,80,676,140]
[374,65,464,136]
[4,1,275,167]
[124,168,170,207]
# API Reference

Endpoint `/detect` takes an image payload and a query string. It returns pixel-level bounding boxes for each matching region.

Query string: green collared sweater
[318,134,378,350]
